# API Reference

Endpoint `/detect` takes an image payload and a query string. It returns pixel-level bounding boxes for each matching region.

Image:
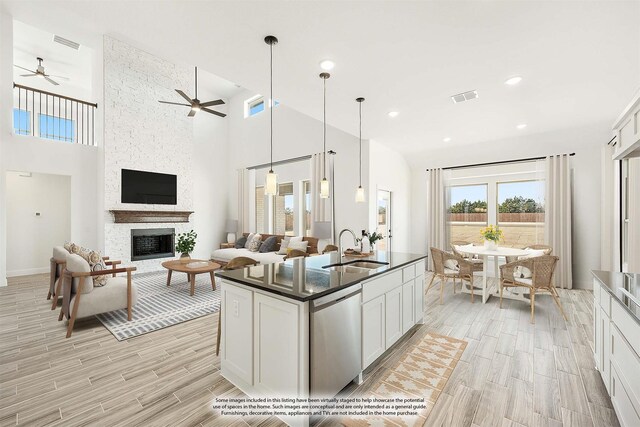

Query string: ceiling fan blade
[199,99,225,108]
[159,101,191,106]
[49,75,70,80]
[45,76,60,85]
[201,107,227,118]
[175,89,193,103]
[187,109,197,117]
[14,65,36,73]
[20,74,37,77]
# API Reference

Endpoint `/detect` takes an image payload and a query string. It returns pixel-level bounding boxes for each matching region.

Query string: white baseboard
[6,267,49,277]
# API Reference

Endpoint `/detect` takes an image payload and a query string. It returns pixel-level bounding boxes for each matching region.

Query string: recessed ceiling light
[505,76,523,86]
[443,137,451,142]
[319,60,335,71]
[516,123,527,129]
[388,111,399,118]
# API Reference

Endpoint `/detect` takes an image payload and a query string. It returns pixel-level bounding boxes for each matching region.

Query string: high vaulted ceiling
[4,1,640,160]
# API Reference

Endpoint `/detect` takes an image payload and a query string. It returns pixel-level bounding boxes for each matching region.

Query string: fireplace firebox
[131,228,175,261]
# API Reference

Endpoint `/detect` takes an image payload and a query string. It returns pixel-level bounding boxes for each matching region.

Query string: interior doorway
[376,189,392,251]
[6,171,71,277]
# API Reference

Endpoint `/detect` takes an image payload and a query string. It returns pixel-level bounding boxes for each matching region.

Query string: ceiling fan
[14,57,69,86]
[158,66,226,118]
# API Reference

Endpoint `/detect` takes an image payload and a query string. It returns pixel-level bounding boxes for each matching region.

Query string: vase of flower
[480,225,502,251]
[176,230,197,260]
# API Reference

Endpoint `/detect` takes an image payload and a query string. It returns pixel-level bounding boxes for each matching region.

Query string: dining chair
[506,244,553,263]
[322,244,339,254]
[283,249,309,260]
[217,257,258,356]
[427,247,475,304]
[499,255,566,323]
[450,241,484,273]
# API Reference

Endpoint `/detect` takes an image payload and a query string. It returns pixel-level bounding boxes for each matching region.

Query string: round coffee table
[161,259,221,296]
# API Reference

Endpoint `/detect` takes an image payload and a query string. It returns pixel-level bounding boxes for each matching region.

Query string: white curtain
[545,155,573,289]
[427,168,446,270]
[310,153,330,236]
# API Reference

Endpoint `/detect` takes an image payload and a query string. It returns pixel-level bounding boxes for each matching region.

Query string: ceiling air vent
[451,90,478,104]
[53,35,80,50]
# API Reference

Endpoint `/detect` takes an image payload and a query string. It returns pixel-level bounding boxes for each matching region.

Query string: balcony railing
[13,83,98,146]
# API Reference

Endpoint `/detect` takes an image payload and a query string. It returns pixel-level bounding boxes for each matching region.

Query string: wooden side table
[219,242,235,249]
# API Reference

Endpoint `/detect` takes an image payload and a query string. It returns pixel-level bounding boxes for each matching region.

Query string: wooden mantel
[109,210,193,224]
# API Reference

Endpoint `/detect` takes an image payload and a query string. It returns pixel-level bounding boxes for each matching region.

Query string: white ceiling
[5,1,640,161]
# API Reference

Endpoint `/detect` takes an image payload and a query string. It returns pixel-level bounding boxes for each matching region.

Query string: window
[447,184,488,245]
[303,181,312,236]
[274,182,294,236]
[244,95,280,118]
[39,113,75,142]
[255,186,266,234]
[13,108,31,135]
[497,181,545,248]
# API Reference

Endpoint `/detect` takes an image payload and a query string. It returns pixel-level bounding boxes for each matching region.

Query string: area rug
[339,332,467,427]
[96,270,220,341]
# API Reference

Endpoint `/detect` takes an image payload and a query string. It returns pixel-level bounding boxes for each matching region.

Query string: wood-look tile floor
[0,273,619,427]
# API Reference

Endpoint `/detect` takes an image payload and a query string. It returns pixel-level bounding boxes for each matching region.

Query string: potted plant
[176,230,197,259]
[480,225,502,251]
[367,231,384,251]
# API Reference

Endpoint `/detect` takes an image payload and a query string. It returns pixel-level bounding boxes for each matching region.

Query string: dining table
[457,245,529,303]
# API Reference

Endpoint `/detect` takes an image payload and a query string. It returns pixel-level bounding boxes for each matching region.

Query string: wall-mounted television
[121,169,177,205]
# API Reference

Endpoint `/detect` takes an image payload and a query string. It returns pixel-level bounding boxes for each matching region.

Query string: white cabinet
[593,274,640,426]
[612,91,640,161]
[221,283,254,386]
[362,294,385,368]
[385,287,403,348]
[415,274,425,323]
[253,293,301,396]
[402,281,415,334]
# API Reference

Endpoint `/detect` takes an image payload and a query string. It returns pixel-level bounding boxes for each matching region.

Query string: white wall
[226,89,370,244]
[6,171,70,276]
[368,139,412,252]
[102,37,230,269]
[410,123,609,289]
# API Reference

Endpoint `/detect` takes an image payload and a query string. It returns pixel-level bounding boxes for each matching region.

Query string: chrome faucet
[338,229,359,259]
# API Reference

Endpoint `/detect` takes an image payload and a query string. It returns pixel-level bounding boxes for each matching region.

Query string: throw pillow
[248,239,262,252]
[444,259,460,271]
[277,237,291,255]
[259,236,278,253]
[514,249,545,279]
[63,241,73,252]
[288,240,309,253]
[73,246,108,286]
[234,236,247,249]
[289,236,303,244]
[244,233,255,249]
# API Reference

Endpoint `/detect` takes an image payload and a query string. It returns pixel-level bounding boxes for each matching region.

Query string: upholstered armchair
[50,246,122,310]
[499,254,566,323]
[427,247,475,304]
[59,253,138,338]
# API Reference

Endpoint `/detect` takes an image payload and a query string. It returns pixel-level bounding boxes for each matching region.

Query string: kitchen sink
[347,261,389,269]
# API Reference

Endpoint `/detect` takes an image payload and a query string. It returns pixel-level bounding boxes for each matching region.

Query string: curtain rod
[247,150,336,170]
[425,152,575,172]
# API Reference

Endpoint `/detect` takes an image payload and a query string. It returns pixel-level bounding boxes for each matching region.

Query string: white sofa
[210,247,285,264]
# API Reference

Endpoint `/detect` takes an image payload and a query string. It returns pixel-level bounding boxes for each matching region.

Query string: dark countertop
[592,270,640,325]
[215,252,428,302]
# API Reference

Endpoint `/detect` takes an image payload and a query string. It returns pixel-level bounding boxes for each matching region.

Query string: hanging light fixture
[264,35,278,196]
[355,97,366,203]
[320,72,330,199]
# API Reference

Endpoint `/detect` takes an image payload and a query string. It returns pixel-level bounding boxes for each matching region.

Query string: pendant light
[319,72,330,199]
[264,35,278,196]
[355,97,366,203]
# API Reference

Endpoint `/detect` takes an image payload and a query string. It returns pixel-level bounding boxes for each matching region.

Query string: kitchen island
[215,251,427,426]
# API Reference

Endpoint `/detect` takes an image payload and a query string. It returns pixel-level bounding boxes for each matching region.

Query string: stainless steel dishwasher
[310,284,362,397]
